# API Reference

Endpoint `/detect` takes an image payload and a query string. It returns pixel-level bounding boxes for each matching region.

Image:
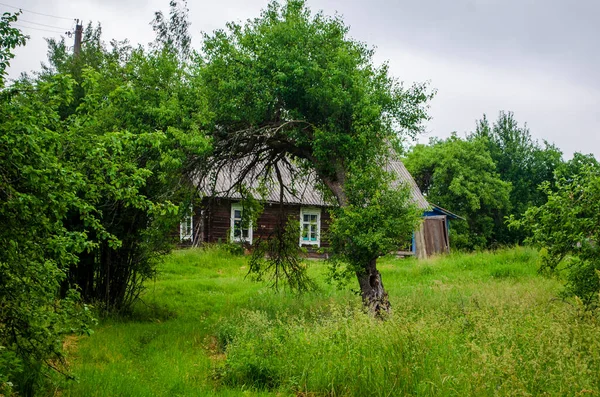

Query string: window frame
[180,206,193,241]
[299,207,321,247]
[230,203,253,244]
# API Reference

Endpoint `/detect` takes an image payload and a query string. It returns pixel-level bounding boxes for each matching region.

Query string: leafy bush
[563,258,600,307]
[0,6,206,393]
[220,242,245,256]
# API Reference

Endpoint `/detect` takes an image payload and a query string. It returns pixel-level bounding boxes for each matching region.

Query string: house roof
[200,159,430,210]
[387,160,430,210]
[426,204,465,220]
[203,161,329,206]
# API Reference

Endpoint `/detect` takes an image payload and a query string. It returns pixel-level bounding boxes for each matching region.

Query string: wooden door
[422,216,449,256]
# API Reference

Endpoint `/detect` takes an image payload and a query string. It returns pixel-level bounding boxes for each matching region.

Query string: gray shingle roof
[202,161,329,206]
[200,159,429,210]
[387,161,430,210]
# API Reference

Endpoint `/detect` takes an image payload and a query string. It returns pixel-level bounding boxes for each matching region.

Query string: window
[180,207,193,241]
[300,208,321,246]
[231,204,253,243]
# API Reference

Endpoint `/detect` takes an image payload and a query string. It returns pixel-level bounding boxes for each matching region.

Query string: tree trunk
[320,170,392,317]
[356,258,391,316]
[320,170,391,316]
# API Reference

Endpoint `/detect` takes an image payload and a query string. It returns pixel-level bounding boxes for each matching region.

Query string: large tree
[197,0,431,313]
[472,112,563,244]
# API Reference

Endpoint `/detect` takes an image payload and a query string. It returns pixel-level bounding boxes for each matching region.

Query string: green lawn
[58,247,600,396]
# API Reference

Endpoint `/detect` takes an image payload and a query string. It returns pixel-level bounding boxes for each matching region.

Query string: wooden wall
[414,216,449,258]
[181,200,450,260]
[196,198,331,248]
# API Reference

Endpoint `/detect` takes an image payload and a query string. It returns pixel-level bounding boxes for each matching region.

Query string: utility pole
[73,19,83,57]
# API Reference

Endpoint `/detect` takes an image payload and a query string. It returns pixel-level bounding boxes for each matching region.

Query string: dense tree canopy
[406,112,566,250]
[37,20,208,310]
[472,112,563,243]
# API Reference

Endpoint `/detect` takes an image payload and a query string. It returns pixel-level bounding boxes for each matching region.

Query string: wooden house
[180,160,461,258]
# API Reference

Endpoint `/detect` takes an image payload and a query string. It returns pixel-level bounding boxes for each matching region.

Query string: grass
[56,246,600,396]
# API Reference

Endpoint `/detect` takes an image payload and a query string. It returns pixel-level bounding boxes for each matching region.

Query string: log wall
[197,198,331,248]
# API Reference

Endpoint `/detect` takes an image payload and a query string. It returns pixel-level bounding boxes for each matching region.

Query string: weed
[57,246,600,396]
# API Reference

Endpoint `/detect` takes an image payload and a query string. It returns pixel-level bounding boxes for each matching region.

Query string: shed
[413,205,464,258]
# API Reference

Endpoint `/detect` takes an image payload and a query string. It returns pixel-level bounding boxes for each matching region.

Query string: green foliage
[406,111,565,250]
[405,135,511,250]
[0,11,27,86]
[200,0,432,170]
[58,246,600,397]
[329,169,421,270]
[0,7,209,393]
[220,242,246,256]
[473,111,563,243]
[1,61,96,396]
[513,162,600,307]
[32,22,210,311]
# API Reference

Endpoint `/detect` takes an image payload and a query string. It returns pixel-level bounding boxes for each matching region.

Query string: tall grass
[58,246,600,396]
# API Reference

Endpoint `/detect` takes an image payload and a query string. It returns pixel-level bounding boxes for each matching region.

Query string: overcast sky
[5,0,599,159]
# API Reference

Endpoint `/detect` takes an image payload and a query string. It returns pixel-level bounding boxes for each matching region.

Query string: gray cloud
[5,0,599,158]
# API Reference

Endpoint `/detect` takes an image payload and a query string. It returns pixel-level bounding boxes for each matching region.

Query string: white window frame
[230,203,253,244]
[299,207,321,247]
[180,206,193,241]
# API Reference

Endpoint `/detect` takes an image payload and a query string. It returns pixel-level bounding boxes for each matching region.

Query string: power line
[18,18,70,30]
[13,23,68,34]
[0,2,73,21]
